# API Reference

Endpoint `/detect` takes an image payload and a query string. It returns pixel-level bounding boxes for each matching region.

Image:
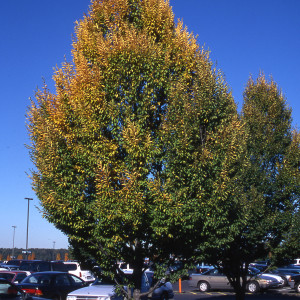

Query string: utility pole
[53,241,56,261]
[24,198,33,259]
[12,226,16,259]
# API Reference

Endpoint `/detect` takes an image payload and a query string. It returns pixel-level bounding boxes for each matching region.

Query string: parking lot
[172,280,300,299]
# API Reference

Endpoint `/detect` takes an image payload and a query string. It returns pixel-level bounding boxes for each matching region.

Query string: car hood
[258,274,279,282]
[68,285,116,297]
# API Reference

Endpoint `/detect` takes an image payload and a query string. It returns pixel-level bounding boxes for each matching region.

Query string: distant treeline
[0,248,70,262]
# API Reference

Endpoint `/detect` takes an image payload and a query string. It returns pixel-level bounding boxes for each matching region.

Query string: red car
[0,271,30,284]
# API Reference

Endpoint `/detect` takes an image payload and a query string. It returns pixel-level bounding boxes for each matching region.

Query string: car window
[64,264,77,271]
[206,269,215,275]
[55,274,71,286]
[0,274,14,281]
[38,262,50,272]
[38,275,51,285]
[23,274,47,284]
[14,274,27,283]
[19,262,30,271]
[69,275,83,285]
[52,263,67,272]
[24,275,38,284]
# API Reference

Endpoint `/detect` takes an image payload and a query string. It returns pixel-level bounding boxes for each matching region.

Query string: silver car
[189,268,281,293]
[67,271,174,300]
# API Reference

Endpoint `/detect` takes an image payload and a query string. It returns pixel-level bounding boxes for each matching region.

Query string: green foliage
[193,74,300,300]
[27,0,299,299]
[27,0,237,297]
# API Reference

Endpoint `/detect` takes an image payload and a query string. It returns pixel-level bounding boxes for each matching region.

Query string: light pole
[12,226,16,259]
[25,197,33,259]
[53,241,56,261]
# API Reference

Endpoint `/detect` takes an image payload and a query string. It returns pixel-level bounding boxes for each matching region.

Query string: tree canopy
[191,74,300,300]
[27,1,300,299]
[28,0,239,298]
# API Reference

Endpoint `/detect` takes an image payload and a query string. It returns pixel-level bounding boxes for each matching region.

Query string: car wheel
[160,292,169,300]
[247,281,260,293]
[295,282,300,293]
[198,281,210,292]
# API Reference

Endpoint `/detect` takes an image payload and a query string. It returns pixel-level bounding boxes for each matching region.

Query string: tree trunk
[133,289,141,300]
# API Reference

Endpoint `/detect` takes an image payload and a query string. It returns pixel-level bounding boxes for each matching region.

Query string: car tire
[295,282,300,293]
[198,281,210,292]
[159,292,169,300]
[247,281,260,293]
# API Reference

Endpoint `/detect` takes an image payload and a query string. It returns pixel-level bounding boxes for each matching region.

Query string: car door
[55,274,74,299]
[206,269,230,290]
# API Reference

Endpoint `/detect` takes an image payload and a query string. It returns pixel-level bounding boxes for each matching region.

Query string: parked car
[293,259,300,266]
[62,262,95,283]
[67,271,174,300]
[195,263,214,274]
[189,268,281,293]
[0,278,45,300]
[0,271,30,284]
[5,260,26,267]
[276,264,300,274]
[0,263,20,271]
[19,261,67,273]
[17,271,87,300]
[248,267,285,287]
[289,274,300,292]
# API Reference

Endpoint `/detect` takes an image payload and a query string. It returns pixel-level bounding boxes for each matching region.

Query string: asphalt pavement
[172,280,300,299]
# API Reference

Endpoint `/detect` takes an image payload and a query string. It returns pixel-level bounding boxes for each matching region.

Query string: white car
[67,271,174,300]
[63,261,96,283]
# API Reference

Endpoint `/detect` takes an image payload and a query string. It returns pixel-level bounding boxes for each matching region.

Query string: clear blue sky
[1,0,299,250]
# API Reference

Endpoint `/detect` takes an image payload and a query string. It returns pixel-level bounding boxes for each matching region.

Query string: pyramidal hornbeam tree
[27,0,239,298]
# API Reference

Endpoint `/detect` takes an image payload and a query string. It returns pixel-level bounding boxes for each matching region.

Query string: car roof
[28,271,69,275]
[0,271,28,274]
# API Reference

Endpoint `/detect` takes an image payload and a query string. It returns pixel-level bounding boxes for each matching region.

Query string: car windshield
[249,267,261,275]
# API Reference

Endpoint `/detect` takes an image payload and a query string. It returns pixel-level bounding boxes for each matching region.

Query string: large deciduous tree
[27,0,238,298]
[193,74,300,300]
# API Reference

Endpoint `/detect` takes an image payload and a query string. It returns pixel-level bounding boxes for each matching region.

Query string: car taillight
[22,288,43,296]
[34,288,43,296]
[79,272,82,278]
